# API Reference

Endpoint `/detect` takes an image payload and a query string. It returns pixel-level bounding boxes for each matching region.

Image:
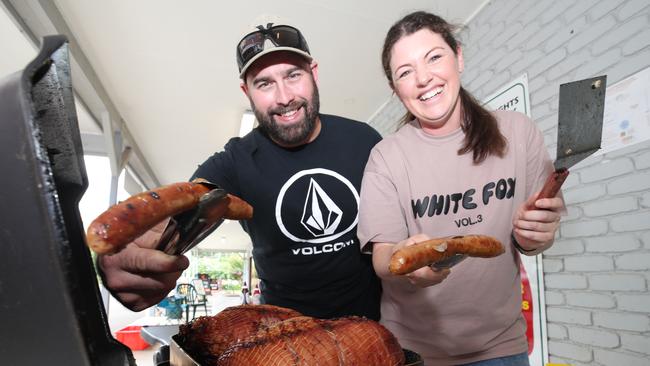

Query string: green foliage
[195,251,244,281]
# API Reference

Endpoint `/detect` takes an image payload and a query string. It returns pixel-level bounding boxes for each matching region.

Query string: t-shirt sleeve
[190,138,240,196]
[357,146,408,253]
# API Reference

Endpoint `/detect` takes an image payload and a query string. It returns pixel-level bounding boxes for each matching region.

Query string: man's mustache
[269,100,307,116]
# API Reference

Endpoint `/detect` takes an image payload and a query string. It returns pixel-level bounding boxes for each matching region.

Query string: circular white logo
[275,168,359,244]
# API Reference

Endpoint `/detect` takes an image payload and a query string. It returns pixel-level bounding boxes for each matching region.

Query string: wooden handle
[527,168,569,210]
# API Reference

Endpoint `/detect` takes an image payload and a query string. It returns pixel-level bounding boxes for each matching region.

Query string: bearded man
[98,22,382,320]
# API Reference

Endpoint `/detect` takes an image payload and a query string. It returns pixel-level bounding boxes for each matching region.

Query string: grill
[0,35,134,366]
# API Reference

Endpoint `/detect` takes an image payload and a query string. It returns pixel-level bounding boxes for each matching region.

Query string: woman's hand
[512,192,564,254]
[372,234,450,288]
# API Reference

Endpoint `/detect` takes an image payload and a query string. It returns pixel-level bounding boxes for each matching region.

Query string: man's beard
[253,85,320,147]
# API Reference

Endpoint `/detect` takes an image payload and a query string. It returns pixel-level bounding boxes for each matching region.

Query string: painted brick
[564,255,614,272]
[605,139,650,159]
[475,45,509,72]
[642,192,650,209]
[468,69,495,92]
[547,307,592,325]
[560,219,608,238]
[507,21,541,51]
[636,151,650,169]
[532,81,560,105]
[521,1,552,24]
[563,172,580,189]
[590,0,627,20]
[511,49,545,76]
[617,294,650,312]
[562,206,582,222]
[618,0,650,20]
[480,72,513,98]
[526,19,561,51]
[567,325,620,347]
[546,17,588,52]
[594,348,650,366]
[574,48,622,81]
[531,101,553,121]
[476,21,506,48]
[535,114,557,134]
[608,172,650,194]
[643,231,650,249]
[545,274,588,289]
[592,15,649,55]
[606,48,650,86]
[527,47,567,79]
[594,311,650,331]
[566,292,616,309]
[547,323,568,339]
[611,211,650,232]
[622,27,650,55]
[544,239,584,255]
[585,234,640,252]
[563,2,597,23]
[548,340,593,362]
[545,290,565,305]
[494,50,523,74]
[543,258,564,273]
[492,22,524,49]
[563,184,606,205]
[589,274,647,291]
[541,2,573,24]
[621,333,650,355]
[583,196,638,217]
[547,49,590,81]
[616,253,650,270]
[567,15,618,53]
[580,158,634,183]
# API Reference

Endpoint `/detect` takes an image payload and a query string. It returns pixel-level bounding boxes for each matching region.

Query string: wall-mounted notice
[598,66,650,155]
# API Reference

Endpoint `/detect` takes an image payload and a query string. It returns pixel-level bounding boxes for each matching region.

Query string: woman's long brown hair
[382,11,506,164]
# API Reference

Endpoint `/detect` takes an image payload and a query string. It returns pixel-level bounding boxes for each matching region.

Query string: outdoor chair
[176,283,208,323]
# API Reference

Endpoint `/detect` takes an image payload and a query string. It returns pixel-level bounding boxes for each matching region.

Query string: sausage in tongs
[86,178,252,255]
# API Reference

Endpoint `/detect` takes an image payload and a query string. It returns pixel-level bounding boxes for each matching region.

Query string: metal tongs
[156,182,229,255]
[430,236,467,270]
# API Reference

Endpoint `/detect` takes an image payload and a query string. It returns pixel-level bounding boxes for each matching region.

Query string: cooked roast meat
[217,315,405,366]
[177,304,302,365]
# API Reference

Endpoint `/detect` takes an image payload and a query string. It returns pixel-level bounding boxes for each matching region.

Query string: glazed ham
[177,304,302,365]
[177,304,405,366]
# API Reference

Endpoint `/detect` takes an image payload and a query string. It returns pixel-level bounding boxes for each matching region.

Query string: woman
[357,11,565,365]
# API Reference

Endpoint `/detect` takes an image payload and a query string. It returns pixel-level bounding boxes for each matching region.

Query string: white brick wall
[367,0,650,364]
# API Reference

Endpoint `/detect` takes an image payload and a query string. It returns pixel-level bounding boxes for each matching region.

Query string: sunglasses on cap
[236,23,311,76]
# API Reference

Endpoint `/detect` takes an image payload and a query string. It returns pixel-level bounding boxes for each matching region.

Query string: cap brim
[239,47,313,79]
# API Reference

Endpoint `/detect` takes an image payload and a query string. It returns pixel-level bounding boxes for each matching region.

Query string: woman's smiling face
[389,29,465,135]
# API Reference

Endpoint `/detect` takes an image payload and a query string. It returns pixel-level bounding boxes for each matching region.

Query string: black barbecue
[0,35,135,365]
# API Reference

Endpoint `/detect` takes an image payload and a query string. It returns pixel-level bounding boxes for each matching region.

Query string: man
[98,22,382,320]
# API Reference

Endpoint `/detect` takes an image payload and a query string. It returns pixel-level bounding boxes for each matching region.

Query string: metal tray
[167,334,423,366]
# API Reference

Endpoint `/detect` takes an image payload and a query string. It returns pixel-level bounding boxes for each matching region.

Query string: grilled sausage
[389,235,504,275]
[86,181,252,254]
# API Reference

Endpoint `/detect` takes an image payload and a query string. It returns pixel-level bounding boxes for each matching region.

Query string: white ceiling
[2,1,487,250]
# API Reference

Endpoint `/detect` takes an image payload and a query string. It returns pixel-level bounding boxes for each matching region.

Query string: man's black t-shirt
[192,114,382,320]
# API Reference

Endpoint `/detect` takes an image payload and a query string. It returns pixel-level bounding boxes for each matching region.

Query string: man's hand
[512,192,564,253]
[96,220,189,311]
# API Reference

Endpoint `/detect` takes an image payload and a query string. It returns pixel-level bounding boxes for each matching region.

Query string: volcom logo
[276,168,359,244]
[301,178,342,237]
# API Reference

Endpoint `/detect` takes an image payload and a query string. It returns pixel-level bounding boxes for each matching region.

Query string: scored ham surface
[178,304,405,366]
[217,315,405,366]
[177,304,302,365]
